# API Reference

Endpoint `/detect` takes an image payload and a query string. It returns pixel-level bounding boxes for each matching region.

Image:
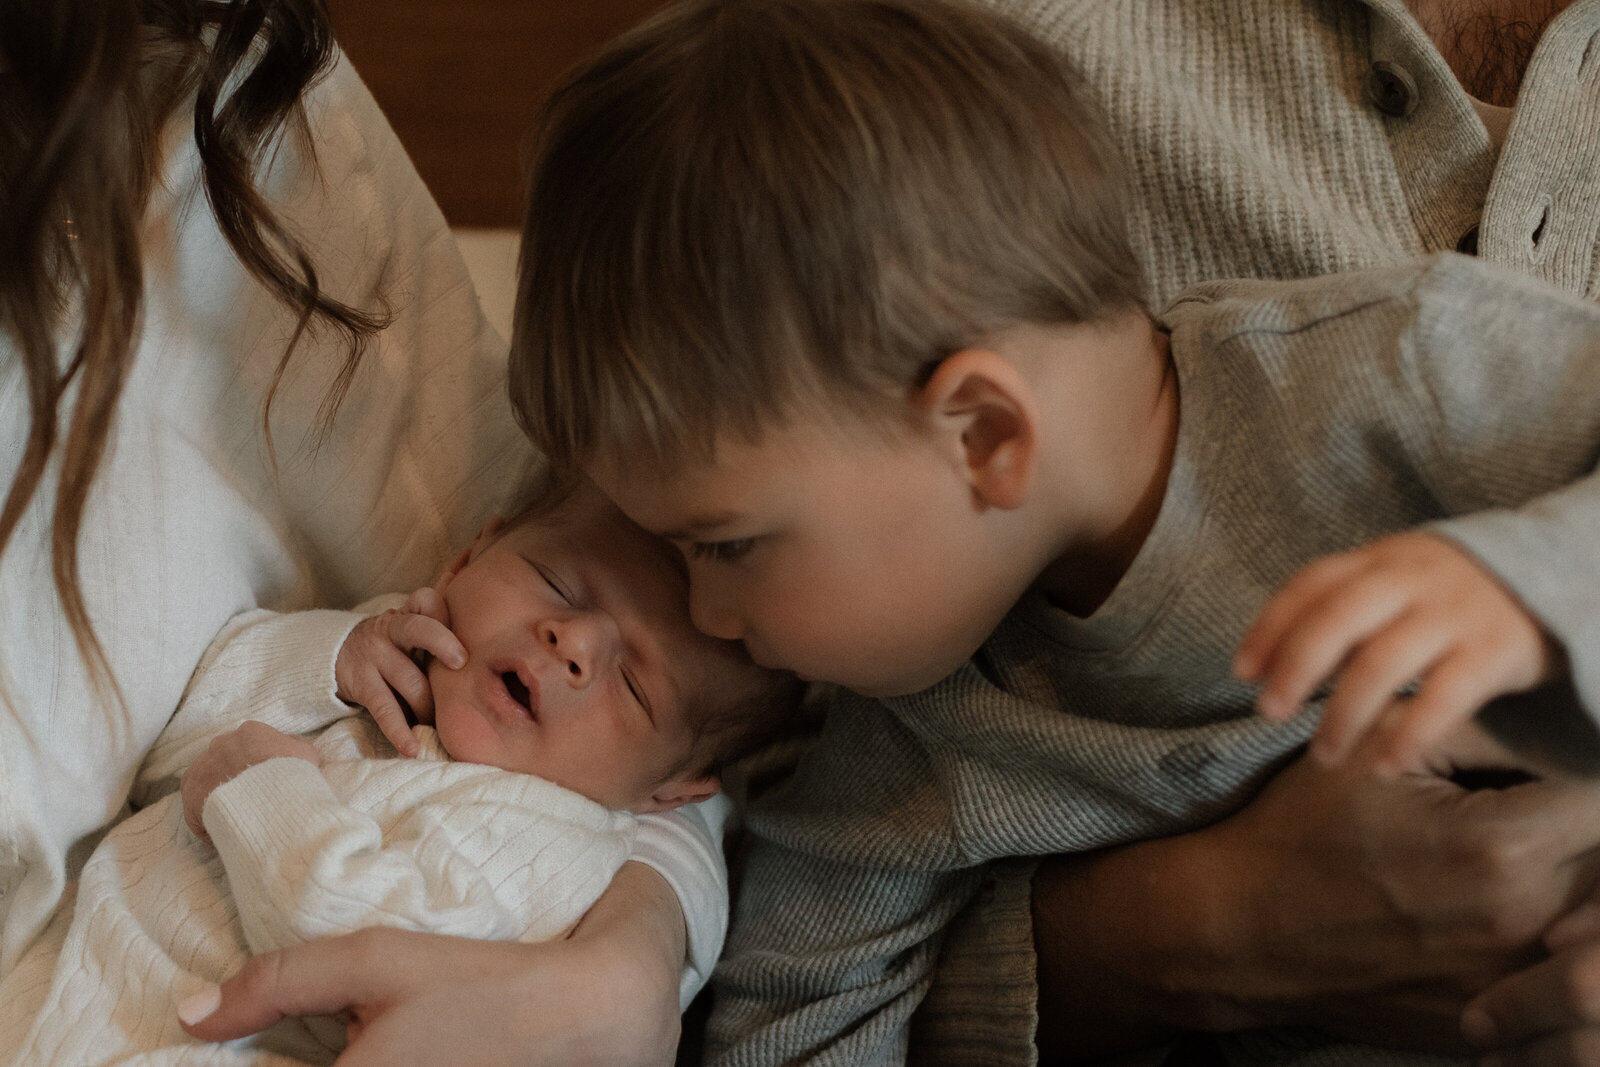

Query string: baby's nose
[541,614,618,686]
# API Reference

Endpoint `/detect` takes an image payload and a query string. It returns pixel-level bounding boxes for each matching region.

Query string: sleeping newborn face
[425,481,768,812]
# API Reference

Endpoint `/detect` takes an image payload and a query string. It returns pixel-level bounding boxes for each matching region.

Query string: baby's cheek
[430,688,499,766]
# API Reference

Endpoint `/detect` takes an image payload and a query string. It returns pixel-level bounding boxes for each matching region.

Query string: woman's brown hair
[0,0,385,703]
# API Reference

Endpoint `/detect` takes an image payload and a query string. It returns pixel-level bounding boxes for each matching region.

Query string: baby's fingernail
[177,983,221,1026]
[1460,1004,1497,1044]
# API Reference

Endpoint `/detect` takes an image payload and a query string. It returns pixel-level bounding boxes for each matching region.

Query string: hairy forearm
[1033,734,1600,1062]
[1032,833,1255,1063]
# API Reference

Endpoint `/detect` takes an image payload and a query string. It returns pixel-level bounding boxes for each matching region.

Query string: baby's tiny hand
[401,585,451,629]
[335,602,465,756]
[1233,531,1560,775]
[181,721,322,843]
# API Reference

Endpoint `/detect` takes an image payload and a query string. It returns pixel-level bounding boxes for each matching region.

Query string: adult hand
[1034,726,1600,1062]
[178,861,685,1066]
[181,721,323,843]
[1461,906,1600,1065]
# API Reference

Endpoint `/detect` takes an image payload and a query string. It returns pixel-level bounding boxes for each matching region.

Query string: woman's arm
[1034,729,1600,1061]
[631,797,733,1010]
[180,860,685,1067]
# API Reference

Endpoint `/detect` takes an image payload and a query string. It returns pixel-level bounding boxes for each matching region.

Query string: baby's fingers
[402,586,450,627]
[388,612,465,671]
[343,657,422,757]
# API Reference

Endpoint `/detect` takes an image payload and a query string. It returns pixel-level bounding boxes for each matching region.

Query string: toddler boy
[0,480,794,1065]
[509,0,1600,1063]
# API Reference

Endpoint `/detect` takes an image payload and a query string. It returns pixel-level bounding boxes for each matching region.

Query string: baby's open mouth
[502,672,532,713]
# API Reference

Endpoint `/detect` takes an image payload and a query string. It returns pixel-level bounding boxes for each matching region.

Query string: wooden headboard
[330,0,668,227]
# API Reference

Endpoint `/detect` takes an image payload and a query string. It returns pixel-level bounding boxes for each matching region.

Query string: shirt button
[1366,61,1419,118]
[1457,226,1480,255]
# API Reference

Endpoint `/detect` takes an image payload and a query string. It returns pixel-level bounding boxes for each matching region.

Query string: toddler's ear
[915,348,1038,511]
[437,516,506,585]
[633,773,721,814]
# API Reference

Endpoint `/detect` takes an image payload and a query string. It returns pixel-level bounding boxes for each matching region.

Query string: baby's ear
[438,516,506,585]
[633,772,721,814]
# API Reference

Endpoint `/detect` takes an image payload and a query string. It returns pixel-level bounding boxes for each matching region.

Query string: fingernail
[1460,1004,1496,1044]
[177,983,221,1026]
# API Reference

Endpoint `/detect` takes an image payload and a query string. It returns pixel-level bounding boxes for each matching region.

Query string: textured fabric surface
[711,255,1600,1065]
[966,0,1600,309]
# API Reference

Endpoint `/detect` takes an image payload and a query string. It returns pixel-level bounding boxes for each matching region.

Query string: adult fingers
[1464,942,1600,1052]
[180,932,409,1042]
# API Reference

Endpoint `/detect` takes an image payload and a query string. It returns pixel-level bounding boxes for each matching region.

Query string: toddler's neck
[1036,319,1178,618]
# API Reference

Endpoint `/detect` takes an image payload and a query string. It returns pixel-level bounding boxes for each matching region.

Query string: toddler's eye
[689,538,756,563]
